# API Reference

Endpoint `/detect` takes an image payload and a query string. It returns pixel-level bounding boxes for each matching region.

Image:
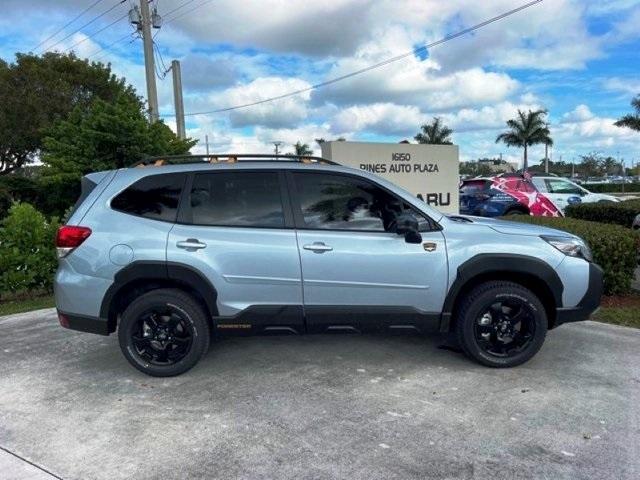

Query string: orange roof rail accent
[154,159,165,166]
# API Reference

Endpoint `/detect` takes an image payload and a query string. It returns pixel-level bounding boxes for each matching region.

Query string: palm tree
[292,141,313,156]
[614,95,640,132]
[495,109,552,171]
[414,117,453,145]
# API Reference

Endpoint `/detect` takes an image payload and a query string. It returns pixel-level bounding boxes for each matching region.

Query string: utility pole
[139,0,159,123]
[171,60,186,139]
[273,141,283,155]
[205,135,209,156]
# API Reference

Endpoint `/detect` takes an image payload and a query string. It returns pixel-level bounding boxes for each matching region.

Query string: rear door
[167,170,304,334]
[289,171,447,334]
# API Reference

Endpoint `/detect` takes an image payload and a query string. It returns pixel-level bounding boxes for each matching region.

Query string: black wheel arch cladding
[100,261,218,326]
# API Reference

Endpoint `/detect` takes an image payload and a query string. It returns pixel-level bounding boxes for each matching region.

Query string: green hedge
[565,199,640,228]
[0,203,59,298]
[0,175,80,220]
[583,183,640,193]
[502,216,638,296]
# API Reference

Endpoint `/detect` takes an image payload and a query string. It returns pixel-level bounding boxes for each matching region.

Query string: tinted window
[293,173,425,232]
[189,172,284,227]
[460,180,489,194]
[112,173,185,222]
[545,179,583,195]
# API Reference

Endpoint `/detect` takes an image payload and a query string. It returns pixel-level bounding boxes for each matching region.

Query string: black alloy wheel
[473,299,536,357]
[131,306,194,366]
[455,281,547,367]
[119,289,210,377]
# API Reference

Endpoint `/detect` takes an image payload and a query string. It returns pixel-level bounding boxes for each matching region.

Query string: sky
[1,0,639,167]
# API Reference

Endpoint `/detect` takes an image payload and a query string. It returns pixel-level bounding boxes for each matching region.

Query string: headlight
[541,235,593,262]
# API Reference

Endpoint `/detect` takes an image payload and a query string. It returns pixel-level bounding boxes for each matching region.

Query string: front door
[167,170,304,334]
[289,171,448,334]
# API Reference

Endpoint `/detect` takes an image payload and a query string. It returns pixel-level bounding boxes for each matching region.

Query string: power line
[42,0,128,52]
[87,31,136,60]
[154,0,214,38]
[32,0,106,51]
[65,12,129,53]
[161,0,197,19]
[90,32,139,62]
[164,0,542,119]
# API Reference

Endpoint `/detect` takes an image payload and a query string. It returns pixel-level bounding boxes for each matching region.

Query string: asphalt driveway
[0,309,639,480]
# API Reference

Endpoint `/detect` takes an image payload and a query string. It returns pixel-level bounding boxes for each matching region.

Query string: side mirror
[395,212,422,244]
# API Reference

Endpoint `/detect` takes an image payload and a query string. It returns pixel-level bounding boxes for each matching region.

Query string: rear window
[111,173,186,222]
[186,171,285,228]
[460,180,489,194]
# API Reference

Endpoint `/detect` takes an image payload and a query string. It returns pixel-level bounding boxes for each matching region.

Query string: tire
[455,281,547,368]
[504,208,526,216]
[118,288,211,377]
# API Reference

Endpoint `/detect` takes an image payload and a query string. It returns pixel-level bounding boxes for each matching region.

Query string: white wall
[321,141,459,214]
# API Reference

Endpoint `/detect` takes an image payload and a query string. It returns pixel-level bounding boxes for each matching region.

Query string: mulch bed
[601,294,640,308]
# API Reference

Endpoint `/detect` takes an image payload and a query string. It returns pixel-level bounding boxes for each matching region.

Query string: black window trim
[110,172,188,224]
[286,169,441,234]
[176,169,295,229]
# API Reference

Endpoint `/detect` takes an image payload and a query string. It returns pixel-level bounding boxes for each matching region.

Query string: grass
[590,294,640,329]
[0,294,55,316]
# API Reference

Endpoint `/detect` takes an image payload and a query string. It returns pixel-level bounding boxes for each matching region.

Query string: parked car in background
[460,173,620,217]
[633,214,640,231]
[531,176,620,212]
[459,175,561,217]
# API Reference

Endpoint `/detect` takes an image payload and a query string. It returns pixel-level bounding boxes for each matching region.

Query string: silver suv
[54,154,603,376]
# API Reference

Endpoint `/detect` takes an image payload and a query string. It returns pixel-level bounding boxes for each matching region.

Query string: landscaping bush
[502,215,638,295]
[583,183,640,193]
[0,203,59,298]
[565,199,640,228]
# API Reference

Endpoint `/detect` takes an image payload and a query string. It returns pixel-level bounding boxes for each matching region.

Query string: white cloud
[331,103,425,136]
[603,77,640,96]
[208,77,313,128]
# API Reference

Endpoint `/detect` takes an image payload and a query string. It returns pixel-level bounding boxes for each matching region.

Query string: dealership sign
[320,141,459,214]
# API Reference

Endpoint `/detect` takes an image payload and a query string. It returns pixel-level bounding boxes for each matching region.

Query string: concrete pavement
[0,308,639,480]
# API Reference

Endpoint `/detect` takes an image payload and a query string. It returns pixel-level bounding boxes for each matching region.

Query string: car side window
[187,171,285,228]
[545,179,583,195]
[532,178,547,192]
[292,172,431,232]
[111,173,186,222]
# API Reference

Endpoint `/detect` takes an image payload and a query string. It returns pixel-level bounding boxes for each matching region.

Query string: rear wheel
[504,208,527,216]
[455,281,547,367]
[118,289,210,377]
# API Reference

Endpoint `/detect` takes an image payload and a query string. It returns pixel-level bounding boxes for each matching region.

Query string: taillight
[56,225,92,258]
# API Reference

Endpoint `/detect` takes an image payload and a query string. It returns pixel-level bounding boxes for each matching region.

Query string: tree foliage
[0,52,139,174]
[495,109,552,171]
[414,117,453,145]
[41,95,196,181]
[614,95,640,132]
[291,141,313,156]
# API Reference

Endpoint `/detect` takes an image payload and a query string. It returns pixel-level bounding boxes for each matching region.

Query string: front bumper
[555,263,604,326]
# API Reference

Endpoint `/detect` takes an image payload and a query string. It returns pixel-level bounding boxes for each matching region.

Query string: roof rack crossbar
[132,154,338,168]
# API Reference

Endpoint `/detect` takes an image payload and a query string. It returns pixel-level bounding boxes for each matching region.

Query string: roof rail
[132,153,338,168]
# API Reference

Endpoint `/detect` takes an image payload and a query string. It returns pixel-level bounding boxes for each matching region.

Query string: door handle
[176,239,207,250]
[303,242,333,253]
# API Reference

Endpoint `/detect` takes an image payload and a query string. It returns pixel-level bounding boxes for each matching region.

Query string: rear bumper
[57,310,110,336]
[555,263,604,326]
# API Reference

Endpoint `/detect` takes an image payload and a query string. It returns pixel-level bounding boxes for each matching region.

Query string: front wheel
[118,289,211,377]
[455,281,547,367]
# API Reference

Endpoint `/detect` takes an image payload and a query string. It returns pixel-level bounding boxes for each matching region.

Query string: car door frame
[284,168,445,334]
[171,167,305,334]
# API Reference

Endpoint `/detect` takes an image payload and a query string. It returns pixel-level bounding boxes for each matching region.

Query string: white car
[531,176,620,212]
